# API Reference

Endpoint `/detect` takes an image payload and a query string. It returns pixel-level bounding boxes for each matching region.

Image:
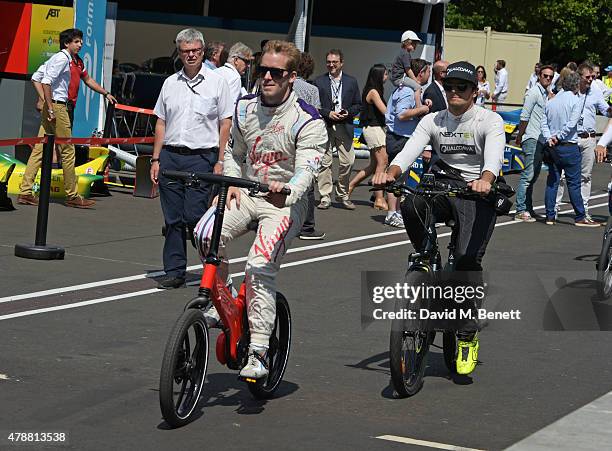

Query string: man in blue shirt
[556,63,611,220]
[514,64,555,222]
[384,58,431,227]
[541,72,600,227]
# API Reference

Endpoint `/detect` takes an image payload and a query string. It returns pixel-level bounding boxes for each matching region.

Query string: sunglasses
[541,74,554,80]
[443,83,470,93]
[257,65,289,80]
[236,56,252,65]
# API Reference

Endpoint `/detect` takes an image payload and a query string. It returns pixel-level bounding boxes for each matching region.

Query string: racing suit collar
[260,91,296,116]
[447,104,476,122]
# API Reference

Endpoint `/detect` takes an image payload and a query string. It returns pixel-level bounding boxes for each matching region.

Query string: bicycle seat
[445,219,456,228]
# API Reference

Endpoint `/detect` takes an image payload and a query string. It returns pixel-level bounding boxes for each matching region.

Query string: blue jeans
[544,144,585,221]
[515,139,544,213]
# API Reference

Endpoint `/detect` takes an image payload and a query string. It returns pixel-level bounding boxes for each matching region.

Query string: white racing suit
[195,91,327,346]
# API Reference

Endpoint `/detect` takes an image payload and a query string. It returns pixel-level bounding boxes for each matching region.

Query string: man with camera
[313,49,361,210]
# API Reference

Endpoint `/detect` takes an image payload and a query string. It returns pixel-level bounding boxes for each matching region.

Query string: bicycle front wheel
[159,308,209,428]
[597,218,612,300]
[389,271,434,397]
[248,292,291,399]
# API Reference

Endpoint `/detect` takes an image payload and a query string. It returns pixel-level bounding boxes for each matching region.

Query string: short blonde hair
[262,40,301,73]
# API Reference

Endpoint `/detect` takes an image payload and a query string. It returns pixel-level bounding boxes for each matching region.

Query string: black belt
[165,145,218,155]
[578,132,597,138]
[52,100,67,105]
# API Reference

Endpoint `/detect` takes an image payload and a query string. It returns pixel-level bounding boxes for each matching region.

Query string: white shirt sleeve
[32,64,45,83]
[481,113,506,177]
[41,52,69,85]
[597,120,612,147]
[217,78,234,120]
[153,80,167,121]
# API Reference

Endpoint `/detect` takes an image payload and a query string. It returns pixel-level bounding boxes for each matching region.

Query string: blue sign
[73,0,107,137]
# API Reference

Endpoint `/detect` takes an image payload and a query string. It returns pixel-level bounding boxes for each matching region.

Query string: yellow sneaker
[456,335,479,375]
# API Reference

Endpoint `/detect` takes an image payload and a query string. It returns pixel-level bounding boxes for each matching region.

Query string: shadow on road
[156,372,299,429]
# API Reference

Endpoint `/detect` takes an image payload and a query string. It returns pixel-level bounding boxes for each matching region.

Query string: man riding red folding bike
[194,40,327,380]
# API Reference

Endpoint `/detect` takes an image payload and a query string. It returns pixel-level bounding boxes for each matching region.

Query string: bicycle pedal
[238,375,260,384]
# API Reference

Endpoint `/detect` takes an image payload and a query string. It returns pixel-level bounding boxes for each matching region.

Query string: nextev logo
[46,8,60,19]
[440,131,473,139]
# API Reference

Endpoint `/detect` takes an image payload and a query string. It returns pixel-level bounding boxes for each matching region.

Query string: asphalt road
[0,162,611,451]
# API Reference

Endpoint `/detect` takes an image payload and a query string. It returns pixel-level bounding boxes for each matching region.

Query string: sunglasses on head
[257,65,288,80]
[443,82,470,93]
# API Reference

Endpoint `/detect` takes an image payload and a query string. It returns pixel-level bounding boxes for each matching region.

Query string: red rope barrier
[113,103,155,115]
[0,136,47,147]
[0,135,154,147]
[54,136,155,145]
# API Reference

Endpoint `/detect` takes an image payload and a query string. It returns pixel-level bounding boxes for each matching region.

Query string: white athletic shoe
[239,344,269,380]
[203,305,222,328]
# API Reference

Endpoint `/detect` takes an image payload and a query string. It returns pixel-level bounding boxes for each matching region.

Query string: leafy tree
[446,0,612,66]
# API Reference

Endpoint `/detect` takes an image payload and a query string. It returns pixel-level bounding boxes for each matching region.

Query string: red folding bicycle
[158,170,292,428]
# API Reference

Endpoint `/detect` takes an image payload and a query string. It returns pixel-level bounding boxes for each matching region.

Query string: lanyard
[186,77,204,95]
[331,77,342,105]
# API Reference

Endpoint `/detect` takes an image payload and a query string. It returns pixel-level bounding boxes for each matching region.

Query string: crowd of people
[15,25,611,379]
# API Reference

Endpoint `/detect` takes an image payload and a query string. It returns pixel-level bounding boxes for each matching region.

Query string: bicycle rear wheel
[597,218,612,300]
[248,293,291,399]
[159,308,209,428]
[389,271,434,397]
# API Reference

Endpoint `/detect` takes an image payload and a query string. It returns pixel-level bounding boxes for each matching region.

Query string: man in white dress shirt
[215,42,253,104]
[150,28,233,289]
[492,59,509,105]
[18,28,95,208]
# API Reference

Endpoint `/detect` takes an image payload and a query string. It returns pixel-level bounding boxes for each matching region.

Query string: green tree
[446,0,612,66]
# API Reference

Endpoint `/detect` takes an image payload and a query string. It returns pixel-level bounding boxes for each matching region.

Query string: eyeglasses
[541,74,554,80]
[326,60,341,65]
[236,56,252,65]
[257,65,289,80]
[179,47,203,55]
[443,82,470,93]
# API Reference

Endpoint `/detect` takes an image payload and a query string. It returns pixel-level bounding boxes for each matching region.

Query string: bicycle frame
[163,170,286,371]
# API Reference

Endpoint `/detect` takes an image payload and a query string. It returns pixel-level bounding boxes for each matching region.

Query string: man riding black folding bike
[373,61,506,375]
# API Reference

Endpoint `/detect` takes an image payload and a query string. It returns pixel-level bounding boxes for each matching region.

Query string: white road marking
[0,201,608,321]
[376,434,486,451]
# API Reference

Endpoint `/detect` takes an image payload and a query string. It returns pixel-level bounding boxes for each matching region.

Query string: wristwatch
[150,158,160,164]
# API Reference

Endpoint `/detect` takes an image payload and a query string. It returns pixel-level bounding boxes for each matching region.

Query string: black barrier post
[103,102,115,138]
[14,134,65,260]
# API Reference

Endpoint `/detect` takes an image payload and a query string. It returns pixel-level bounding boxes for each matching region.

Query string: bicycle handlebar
[162,170,291,195]
[375,181,495,199]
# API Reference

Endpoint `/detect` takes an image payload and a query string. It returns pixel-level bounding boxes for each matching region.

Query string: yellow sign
[28,4,74,73]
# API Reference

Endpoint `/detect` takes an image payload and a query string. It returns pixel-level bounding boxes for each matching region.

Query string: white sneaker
[239,344,269,380]
[203,305,222,328]
[384,212,404,228]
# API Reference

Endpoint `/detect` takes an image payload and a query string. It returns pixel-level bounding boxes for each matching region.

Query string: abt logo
[46,8,60,19]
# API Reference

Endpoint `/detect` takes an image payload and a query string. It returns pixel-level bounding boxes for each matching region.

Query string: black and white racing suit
[391,105,505,334]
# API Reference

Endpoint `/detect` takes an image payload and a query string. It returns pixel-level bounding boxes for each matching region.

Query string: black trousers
[301,184,316,233]
[158,148,218,278]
